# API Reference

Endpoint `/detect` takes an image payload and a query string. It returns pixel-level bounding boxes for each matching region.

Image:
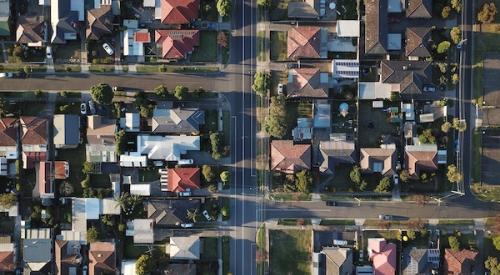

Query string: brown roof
[405,27,431,58]
[0,251,14,272]
[287,26,321,60]
[55,240,81,275]
[380,60,432,95]
[364,0,388,55]
[86,115,116,145]
[155,30,200,60]
[86,5,113,40]
[406,0,432,18]
[444,249,478,275]
[20,116,47,145]
[287,68,328,98]
[405,145,438,175]
[360,147,396,175]
[167,167,201,192]
[89,242,115,275]
[160,0,199,24]
[0,118,17,147]
[271,140,311,173]
[16,16,45,44]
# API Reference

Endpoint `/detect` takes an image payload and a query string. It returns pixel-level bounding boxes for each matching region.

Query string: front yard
[270,31,287,61]
[269,229,312,275]
[191,31,217,62]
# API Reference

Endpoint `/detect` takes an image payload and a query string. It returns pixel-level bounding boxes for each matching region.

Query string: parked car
[113,86,125,92]
[178,189,192,197]
[181,223,194,228]
[423,85,436,92]
[80,103,87,115]
[46,46,52,59]
[277,83,285,95]
[378,214,393,220]
[202,210,212,221]
[102,43,114,55]
[393,174,399,185]
[325,200,337,206]
[0,73,12,78]
[178,159,193,165]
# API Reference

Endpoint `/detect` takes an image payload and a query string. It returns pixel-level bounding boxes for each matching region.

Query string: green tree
[442,6,452,18]
[221,205,229,217]
[400,170,410,183]
[87,226,99,243]
[452,118,467,132]
[0,193,16,208]
[295,170,312,194]
[419,129,436,144]
[359,180,368,192]
[452,73,459,85]
[485,256,500,275]
[451,0,462,12]
[220,171,230,183]
[136,254,153,275]
[477,2,497,23]
[80,175,90,189]
[90,83,113,105]
[115,130,126,155]
[407,230,417,240]
[173,85,188,100]
[102,215,114,227]
[217,0,232,17]
[34,89,43,97]
[442,121,452,133]
[257,0,270,7]
[493,235,500,251]
[82,161,93,174]
[375,177,391,193]
[450,27,462,44]
[208,184,217,193]
[252,72,270,97]
[210,132,222,160]
[202,165,215,183]
[154,85,168,98]
[186,208,199,222]
[264,96,287,138]
[60,91,68,97]
[447,164,462,183]
[437,41,451,54]
[349,166,361,184]
[448,235,460,251]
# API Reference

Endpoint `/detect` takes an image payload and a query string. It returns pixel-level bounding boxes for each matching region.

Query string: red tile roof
[20,116,47,145]
[444,249,478,275]
[368,239,397,275]
[270,140,311,173]
[155,30,199,59]
[0,118,17,147]
[161,0,199,24]
[134,31,151,43]
[0,251,14,272]
[89,242,116,275]
[23,151,46,169]
[168,167,201,192]
[287,26,321,60]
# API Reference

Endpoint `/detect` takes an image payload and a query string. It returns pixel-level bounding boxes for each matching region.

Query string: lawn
[270,31,287,61]
[269,229,312,275]
[270,192,312,201]
[257,31,266,62]
[53,41,81,63]
[89,174,111,188]
[14,101,47,116]
[278,219,312,226]
[285,100,313,138]
[191,31,217,62]
[319,219,355,226]
[223,111,231,148]
[321,164,353,192]
[471,183,500,202]
[438,219,475,226]
[200,0,218,21]
[440,233,477,251]
[55,102,81,115]
[337,0,358,19]
[56,146,86,196]
[472,131,482,182]
[270,0,292,21]
[124,237,149,259]
[138,168,160,182]
[89,65,114,73]
[222,236,230,275]
[357,101,398,148]
[473,24,500,100]
[202,110,218,134]
[201,237,218,260]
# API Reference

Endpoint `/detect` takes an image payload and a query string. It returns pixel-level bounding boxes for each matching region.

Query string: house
[119,112,141,132]
[319,136,357,174]
[55,240,82,275]
[287,26,325,60]
[402,247,440,275]
[16,16,45,47]
[364,0,388,55]
[86,115,117,163]
[405,27,431,59]
[170,236,200,260]
[20,117,48,169]
[50,0,82,44]
[405,144,438,176]
[133,134,200,161]
[147,199,200,227]
[167,167,201,192]
[152,102,204,134]
[164,263,197,275]
[320,247,354,275]
[53,114,80,149]
[0,241,15,272]
[89,242,116,275]
[360,146,397,176]
[368,238,397,275]
[155,30,200,60]
[287,68,329,98]
[86,5,113,40]
[127,219,154,243]
[159,0,199,24]
[0,118,18,159]
[444,248,478,275]
[335,20,360,38]
[123,20,150,60]
[380,60,433,96]
[0,0,10,37]
[37,161,69,199]
[22,239,52,273]
[406,0,432,18]
[119,153,148,167]
[270,140,311,174]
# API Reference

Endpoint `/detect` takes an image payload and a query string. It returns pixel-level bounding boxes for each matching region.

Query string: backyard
[285,100,313,139]
[270,31,287,61]
[138,168,160,182]
[56,146,86,196]
[357,101,398,148]
[191,31,217,62]
[269,229,312,275]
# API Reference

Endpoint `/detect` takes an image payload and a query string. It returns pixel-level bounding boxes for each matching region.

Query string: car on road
[80,103,87,115]
[46,46,52,59]
[202,210,212,221]
[178,159,193,165]
[102,43,114,55]
[178,189,192,197]
[0,73,13,78]
[277,83,285,95]
[423,85,436,92]
[113,86,125,92]
[181,223,194,228]
[325,200,337,206]
[393,174,399,185]
[378,214,393,220]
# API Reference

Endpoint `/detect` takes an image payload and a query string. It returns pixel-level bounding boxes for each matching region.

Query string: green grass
[138,168,160,182]
[15,101,47,116]
[89,65,114,73]
[222,236,230,275]
[56,146,86,196]
[285,101,313,138]
[55,102,81,115]
[270,31,287,61]
[201,237,218,260]
[472,131,482,182]
[440,233,477,251]
[89,174,111,188]
[191,31,217,62]
[257,31,266,62]
[223,111,231,147]
[256,224,266,249]
[358,101,398,148]
[438,219,475,226]
[471,183,500,202]
[124,237,149,259]
[321,164,353,192]
[270,192,312,201]
[278,219,312,226]
[54,65,82,73]
[320,219,356,226]
[270,0,292,20]
[269,229,311,275]
[0,64,47,73]
[136,65,219,73]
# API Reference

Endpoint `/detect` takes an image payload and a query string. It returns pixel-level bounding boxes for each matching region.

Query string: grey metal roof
[23,239,52,263]
[152,107,204,134]
[53,114,80,147]
[147,200,201,226]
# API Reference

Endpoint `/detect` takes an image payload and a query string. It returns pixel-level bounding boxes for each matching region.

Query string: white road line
[241,1,246,273]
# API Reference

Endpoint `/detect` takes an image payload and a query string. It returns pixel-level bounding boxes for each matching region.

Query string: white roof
[102,198,120,215]
[70,0,84,21]
[170,237,200,260]
[143,0,156,7]
[332,59,359,79]
[132,219,154,243]
[130,184,151,196]
[120,112,141,131]
[358,82,393,99]
[120,154,147,167]
[122,260,137,275]
[85,198,100,219]
[135,135,200,161]
[336,20,360,37]
[419,113,435,123]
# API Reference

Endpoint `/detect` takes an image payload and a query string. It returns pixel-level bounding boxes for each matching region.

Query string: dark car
[326,200,337,206]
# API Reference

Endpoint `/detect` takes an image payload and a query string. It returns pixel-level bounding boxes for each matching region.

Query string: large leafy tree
[90,83,113,105]
[477,2,497,23]
[252,72,270,97]
[448,235,460,251]
[202,165,215,183]
[264,96,287,138]
[446,164,462,183]
[374,177,391,193]
[217,0,232,17]
[295,170,312,194]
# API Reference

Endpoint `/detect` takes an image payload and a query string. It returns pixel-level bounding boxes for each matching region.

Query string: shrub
[450,27,462,44]
[87,226,99,243]
[448,235,460,251]
[477,2,497,23]
[375,177,392,193]
[442,6,452,18]
[437,41,451,54]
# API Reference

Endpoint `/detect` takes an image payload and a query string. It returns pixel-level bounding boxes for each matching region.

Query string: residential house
[89,242,116,275]
[368,238,397,275]
[50,0,82,44]
[155,30,200,60]
[270,140,311,174]
[147,199,200,227]
[159,0,199,24]
[332,59,360,79]
[360,146,397,176]
[0,118,18,160]
[405,144,438,176]
[406,0,432,18]
[133,134,200,162]
[16,16,45,47]
[405,27,431,60]
[402,247,440,275]
[164,264,197,275]
[86,5,113,40]
[22,239,52,273]
[0,241,15,273]
[127,219,154,244]
[364,0,388,55]
[319,247,353,275]
[37,161,69,199]
[444,248,478,275]
[287,68,329,98]
[55,240,82,275]
[86,115,117,163]
[53,114,80,149]
[0,0,10,37]
[152,102,204,134]
[319,136,356,174]
[167,167,201,192]
[287,26,326,60]
[123,20,150,61]
[170,236,200,260]
[20,117,48,169]
[119,112,141,132]
[380,60,433,96]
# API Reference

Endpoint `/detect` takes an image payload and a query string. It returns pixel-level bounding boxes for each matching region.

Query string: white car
[393,174,399,185]
[102,43,114,55]
[277,83,285,95]
[181,223,194,228]
[423,85,436,92]
[46,46,52,59]
[202,210,212,221]
[178,189,192,197]
[178,159,194,165]
[80,103,87,115]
